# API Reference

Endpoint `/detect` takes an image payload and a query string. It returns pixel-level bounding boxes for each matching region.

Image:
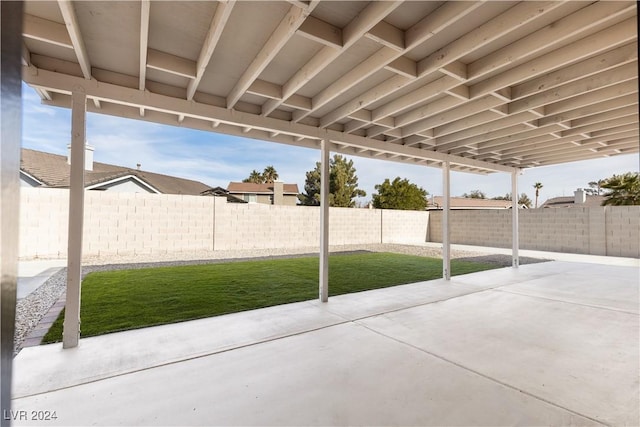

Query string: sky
[22,83,639,206]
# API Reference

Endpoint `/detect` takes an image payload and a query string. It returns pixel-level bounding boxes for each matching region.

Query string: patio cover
[19,0,638,171]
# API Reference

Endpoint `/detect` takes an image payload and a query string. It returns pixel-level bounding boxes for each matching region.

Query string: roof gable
[20,148,212,195]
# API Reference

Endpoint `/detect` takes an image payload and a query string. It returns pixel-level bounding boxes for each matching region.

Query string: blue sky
[22,84,638,205]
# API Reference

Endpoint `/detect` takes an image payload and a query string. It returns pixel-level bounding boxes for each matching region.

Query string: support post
[442,161,451,280]
[62,89,87,348]
[319,139,330,302]
[512,170,520,268]
[1,2,23,423]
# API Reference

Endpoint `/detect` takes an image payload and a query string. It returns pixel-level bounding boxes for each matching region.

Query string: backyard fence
[19,187,640,259]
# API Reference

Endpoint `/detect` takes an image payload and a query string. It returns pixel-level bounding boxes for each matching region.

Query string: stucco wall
[428,207,640,258]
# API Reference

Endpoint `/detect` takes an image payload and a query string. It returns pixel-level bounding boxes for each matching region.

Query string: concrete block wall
[381,209,429,244]
[18,188,638,259]
[428,207,640,258]
[19,188,69,258]
[81,191,215,256]
[18,188,430,258]
[212,201,319,250]
[606,206,640,257]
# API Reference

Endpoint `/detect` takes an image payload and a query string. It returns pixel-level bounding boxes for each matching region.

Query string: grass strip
[42,252,496,343]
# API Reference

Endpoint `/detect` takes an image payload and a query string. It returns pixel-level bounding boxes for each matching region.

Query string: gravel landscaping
[15,244,548,354]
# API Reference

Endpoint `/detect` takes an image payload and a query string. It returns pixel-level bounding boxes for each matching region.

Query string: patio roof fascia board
[23,65,515,174]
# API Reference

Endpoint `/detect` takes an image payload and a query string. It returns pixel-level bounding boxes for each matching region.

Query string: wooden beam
[147,48,197,79]
[435,110,532,139]
[187,0,236,100]
[293,46,400,122]
[264,1,401,117]
[23,14,73,49]
[226,4,313,109]
[508,62,637,115]
[139,0,150,91]
[544,79,637,116]
[25,66,516,173]
[467,1,635,80]
[471,17,637,98]
[247,79,282,100]
[562,115,638,137]
[538,93,638,127]
[395,96,465,129]
[569,105,639,129]
[365,20,404,51]
[312,2,478,127]
[297,15,342,48]
[58,0,91,79]
[512,42,638,101]
[372,76,459,122]
[417,1,566,77]
[400,95,505,137]
[384,56,417,78]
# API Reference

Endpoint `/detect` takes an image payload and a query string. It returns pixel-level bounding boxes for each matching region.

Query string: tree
[601,172,640,206]
[262,165,279,183]
[518,193,532,208]
[243,170,263,183]
[372,177,428,210]
[533,182,543,208]
[298,154,366,207]
[491,192,532,208]
[462,189,486,199]
[585,179,605,196]
[242,166,279,184]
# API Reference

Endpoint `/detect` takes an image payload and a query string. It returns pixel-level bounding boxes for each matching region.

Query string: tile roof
[20,148,212,195]
[227,182,299,194]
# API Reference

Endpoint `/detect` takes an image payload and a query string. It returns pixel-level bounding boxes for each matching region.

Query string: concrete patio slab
[12,322,602,426]
[11,261,639,426]
[12,301,347,398]
[359,288,639,426]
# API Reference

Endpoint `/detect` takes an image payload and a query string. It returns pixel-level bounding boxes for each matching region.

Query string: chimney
[67,143,94,171]
[273,180,284,205]
[574,188,586,204]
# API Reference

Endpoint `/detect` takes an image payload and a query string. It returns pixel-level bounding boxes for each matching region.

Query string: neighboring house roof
[227,182,299,194]
[428,196,518,209]
[20,148,212,195]
[540,195,605,208]
[200,186,247,203]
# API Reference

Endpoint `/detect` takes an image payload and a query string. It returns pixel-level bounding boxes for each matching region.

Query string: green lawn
[42,252,497,343]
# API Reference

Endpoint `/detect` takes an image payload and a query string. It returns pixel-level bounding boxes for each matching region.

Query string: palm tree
[601,172,640,206]
[533,182,543,208]
[586,179,605,196]
[262,166,279,183]
[243,170,263,183]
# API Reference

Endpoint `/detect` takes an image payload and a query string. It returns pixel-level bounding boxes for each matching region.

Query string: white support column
[319,139,330,302]
[511,170,520,268]
[442,161,451,280]
[62,89,87,349]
